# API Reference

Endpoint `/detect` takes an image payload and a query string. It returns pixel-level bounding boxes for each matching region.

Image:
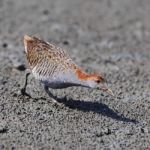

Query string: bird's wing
[32,50,76,82]
[32,36,71,59]
[32,36,76,67]
[27,36,77,81]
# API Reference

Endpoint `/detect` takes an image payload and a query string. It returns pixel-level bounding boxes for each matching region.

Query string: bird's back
[24,35,79,87]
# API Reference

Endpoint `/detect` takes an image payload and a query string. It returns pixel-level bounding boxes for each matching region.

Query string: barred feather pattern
[25,36,78,85]
[23,35,113,95]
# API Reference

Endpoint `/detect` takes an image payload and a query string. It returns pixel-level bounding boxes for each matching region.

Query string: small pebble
[0,122,8,134]
[63,40,69,45]
[43,9,49,15]
[2,43,8,48]
[16,64,26,71]
[9,54,26,71]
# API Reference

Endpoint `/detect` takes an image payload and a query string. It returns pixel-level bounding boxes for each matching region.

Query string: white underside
[32,66,82,89]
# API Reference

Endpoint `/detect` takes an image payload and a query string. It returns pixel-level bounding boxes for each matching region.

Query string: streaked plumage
[21,35,113,101]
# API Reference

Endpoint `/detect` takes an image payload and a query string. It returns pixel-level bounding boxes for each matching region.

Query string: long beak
[100,85,115,97]
[105,88,114,97]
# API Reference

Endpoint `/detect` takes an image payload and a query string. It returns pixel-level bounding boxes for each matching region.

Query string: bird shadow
[46,92,138,124]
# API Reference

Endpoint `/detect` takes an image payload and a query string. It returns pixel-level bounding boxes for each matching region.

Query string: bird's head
[76,69,114,96]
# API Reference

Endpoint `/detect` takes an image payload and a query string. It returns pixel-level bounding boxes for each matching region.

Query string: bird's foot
[21,88,32,98]
[51,98,59,104]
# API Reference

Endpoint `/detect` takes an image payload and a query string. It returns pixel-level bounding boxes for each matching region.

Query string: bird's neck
[75,69,96,81]
[74,69,97,88]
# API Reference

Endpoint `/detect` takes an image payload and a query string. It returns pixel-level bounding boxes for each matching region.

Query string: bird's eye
[96,80,100,83]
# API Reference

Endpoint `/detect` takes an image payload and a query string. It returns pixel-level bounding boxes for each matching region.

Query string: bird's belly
[32,68,80,89]
[42,81,78,89]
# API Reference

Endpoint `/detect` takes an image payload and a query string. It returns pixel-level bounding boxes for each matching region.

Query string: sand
[0,0,150,149]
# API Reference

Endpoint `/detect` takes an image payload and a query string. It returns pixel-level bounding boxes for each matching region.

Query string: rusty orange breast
[75,68,106,83]
[76,69,96,81]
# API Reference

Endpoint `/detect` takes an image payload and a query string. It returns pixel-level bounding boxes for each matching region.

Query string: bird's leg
[44,85,59,103]
[21,72,31,97]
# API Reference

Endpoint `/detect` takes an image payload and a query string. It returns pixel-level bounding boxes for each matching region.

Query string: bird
[21,35,114,102]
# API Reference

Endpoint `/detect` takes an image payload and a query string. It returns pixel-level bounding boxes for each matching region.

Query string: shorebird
[21,35,114,102]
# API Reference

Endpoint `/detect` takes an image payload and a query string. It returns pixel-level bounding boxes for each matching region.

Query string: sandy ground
[0,0,150,149]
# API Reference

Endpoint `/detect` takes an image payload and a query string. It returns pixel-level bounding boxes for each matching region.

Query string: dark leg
[21,72,31,97]
[44,85,59,103]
